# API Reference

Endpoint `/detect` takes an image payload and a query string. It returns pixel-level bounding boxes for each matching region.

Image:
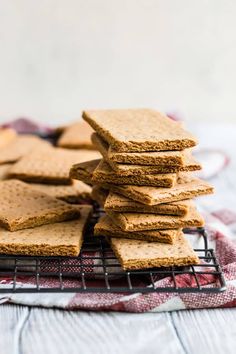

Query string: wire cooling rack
[0,210,226,294]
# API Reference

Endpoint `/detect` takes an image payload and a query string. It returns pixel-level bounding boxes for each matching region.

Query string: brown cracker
[57,120,96,149]
[107,206,204,231]
[110,231,199,270]
[83,109,197,152]
[0,180,80,231]
[93,133,185,166]
[0,128,17,148]
[92,159,177,187]
[108,175,214,205]
[70,159,100,184]
[94,215,179,243]
[104,191,192,216]
[0,205,92,256]
[91,186,109,207]
[8,146,101,184]
[91,132,201,175]
[30,180,92,204]
[0,135,50,165]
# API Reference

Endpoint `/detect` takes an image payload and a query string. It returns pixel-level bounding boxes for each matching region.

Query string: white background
[0,0,236,126]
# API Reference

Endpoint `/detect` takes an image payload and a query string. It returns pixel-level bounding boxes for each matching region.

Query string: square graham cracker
[104,191,193,216]
[0,205,92,256]
[8,146,101,184]
[94,215,179,243]
[92,159,177,187]
[108,175,214,205]
[107,206,204,232]
[57,120,96,150]
[83,109,197,152]
[0,180,80,231]
[110,232,199,270]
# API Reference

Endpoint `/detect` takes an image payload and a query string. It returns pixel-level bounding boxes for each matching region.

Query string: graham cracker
[107,206,204,232]
[30,180,92,204]
[110,231,199,270]
[0,128,17,148]
[0,135,50,165]
[69,159,100,184]
[91,132,201,174]
[8,146,101,184]
[83,109,197,152]
[91,186,109,207]
[0,180,80,231]
[94,215,179,243]
[0,164,12,180]
[93,133,185,166]
[0,205,92,256]
[108,175,214,205]
[92,159,177,187]
[104,191,193,216]
[57,120,96,149]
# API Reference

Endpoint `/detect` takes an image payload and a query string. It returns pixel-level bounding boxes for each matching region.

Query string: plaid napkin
[0,118,235,312]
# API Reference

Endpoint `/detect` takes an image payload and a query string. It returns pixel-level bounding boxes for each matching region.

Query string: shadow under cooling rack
[0,226,226,294]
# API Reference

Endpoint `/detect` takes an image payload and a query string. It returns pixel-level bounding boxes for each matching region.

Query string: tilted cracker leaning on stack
[70,108,214,270]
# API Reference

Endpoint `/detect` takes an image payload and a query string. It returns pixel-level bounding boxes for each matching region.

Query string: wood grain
[1,305,236,354]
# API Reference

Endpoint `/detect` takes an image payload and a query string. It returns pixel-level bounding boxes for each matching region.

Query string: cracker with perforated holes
[107,206,204,231]
[110,231,199,270]
[0,205,92,256]
[104,191,192,216]
[70,159,100,184]
[30,180,92,204]
[0,134,50,165]
[92,159,177,187]
[83,109,197,152]
[91,132,201,174]
[8,146,100,184]
[0,180,80,231]
[108,175,214,205]
[57,120,96,149]
[94,215,179,243]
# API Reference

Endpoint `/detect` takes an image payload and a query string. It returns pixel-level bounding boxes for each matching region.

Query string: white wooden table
[1,305,236,354]
[1,123,236,354]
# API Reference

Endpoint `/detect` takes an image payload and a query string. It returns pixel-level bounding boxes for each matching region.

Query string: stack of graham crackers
[70,109,214,270]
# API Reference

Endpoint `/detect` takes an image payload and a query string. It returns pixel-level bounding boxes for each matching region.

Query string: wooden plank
[0,304,29,354]
[19,307,183,354]
[2,305,236,354]
[171,308,236,354]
